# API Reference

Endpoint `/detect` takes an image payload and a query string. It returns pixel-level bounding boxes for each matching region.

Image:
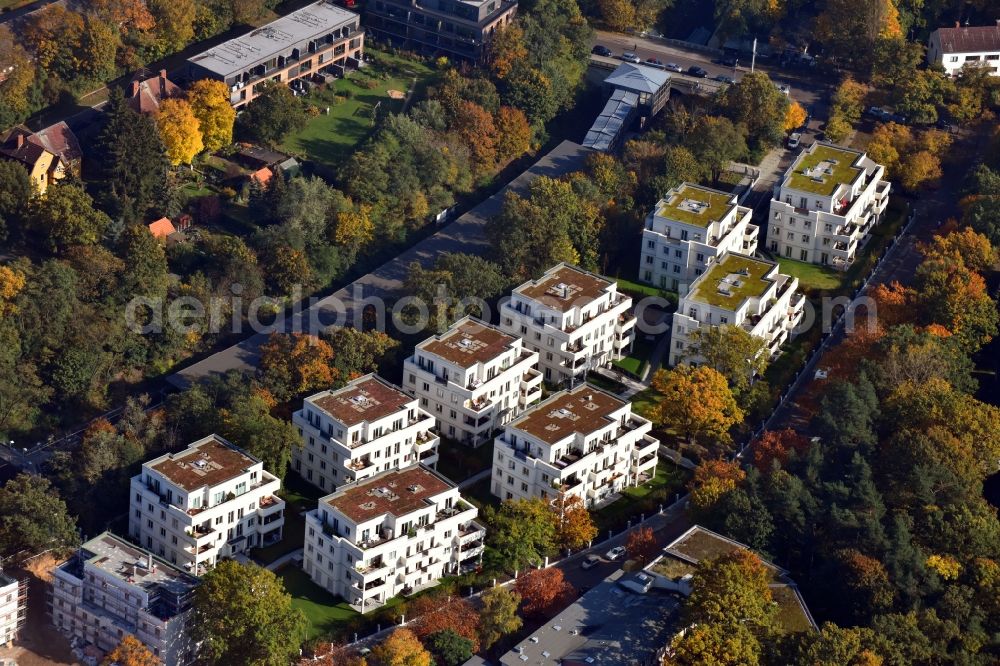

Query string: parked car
[776,83,791,96]
[665,62,684,73]
[582,555,601,569]
[644,57,666,69]
[591,45,613,57]
[714,74,736,84]
[687,66,708,78]
[787,132,802,149]
[864,106,889,120]
[621,51,642,64]
[606,546,627,561]
[721,54,739,67]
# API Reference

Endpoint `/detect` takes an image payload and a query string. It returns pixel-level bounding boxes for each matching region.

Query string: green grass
[630,385,662,420]
[613,335,656,378]
[655,183,736,228]
[777,257,843,293]
[281,50,436,166]
[689,254,775,309]
[460,475,499,512]
[278,566,361,641]
[435,438,495,484]
[253,473,323,565]
[787,143,863,196]
[585,373,627,395]
[613,277,679,304]
[593,460,690,532]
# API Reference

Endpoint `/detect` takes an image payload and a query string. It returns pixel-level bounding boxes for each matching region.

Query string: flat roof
[187,1,359,78]
[687,253,775,310]
[499,569,680,666]
[511,385,626,445]
[323,465,454,523]
[308,375,412,427]
[150,435,259,492]
[79,532,198,597]
[420,318,517,369]
[786,143,863,196]
[655,183,737,229]
[515,264,616,313]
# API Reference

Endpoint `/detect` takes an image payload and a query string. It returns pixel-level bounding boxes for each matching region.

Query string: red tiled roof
[0,128,49,167]
[127,71,182,114]
[935,25,1000,53]
[251,167,273,186]
[148,217,177,239]
[33,121,82,164]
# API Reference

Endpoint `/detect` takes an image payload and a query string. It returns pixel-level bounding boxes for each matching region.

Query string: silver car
[582,554,601,569]
[606,546,627,561]
[621,52,642,64]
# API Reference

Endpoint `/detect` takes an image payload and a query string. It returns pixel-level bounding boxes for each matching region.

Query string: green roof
[786,143,862,196]
[655,183,735,229]
[650,556,697,581]
[770,585,816,633]
[688,254,775,309]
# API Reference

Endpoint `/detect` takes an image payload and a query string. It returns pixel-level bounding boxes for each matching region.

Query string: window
[675,341,684,349]
[720,316,728,324]
[674,250,682,258]
[948,55,958,62]
[966,55,981,61]
[672,265,680,274]
[645,255,653,264]
[988,54,1000,61]
[647,240,655,248]
[644,271,652,281]
[800,249,808,261]
[694,268,703,276]
[802,235,810,243]
[696,253,704,262]
[786,232,794,240]
[824,223,833,232]
[680,229,688,241]
[785,246,792,257]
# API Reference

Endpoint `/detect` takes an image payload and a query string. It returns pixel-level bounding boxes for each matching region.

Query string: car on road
[644,57,665,69]
[687,66,708,78]
[787,132,802,149]
[665,62,684,73]
[721,55,739,67]
[606,546,627,561]
[776,83,790,96]
[582,554,601,569]
[865,106,889,120]
[591,45,612,57]
[714,74,736,84]
[621,51,642,64]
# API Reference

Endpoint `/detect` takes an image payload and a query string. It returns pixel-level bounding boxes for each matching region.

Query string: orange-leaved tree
[406,593,481,652]
[625,526,658,564]
[689,459,746,511]
[752,429,810,472]
[515,567,574,618]
[259,332,335,400]
[550,492,597,551]
[652,366,743,451]
[372,628,431,666]
[101,634,160,666]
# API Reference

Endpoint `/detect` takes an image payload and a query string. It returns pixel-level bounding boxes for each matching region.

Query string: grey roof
[187,1,360,78]
[583,88,637,152]
[77,533,199,599]
[604,63,670,95]
[498,570,679,666]
[934,25,1000,54]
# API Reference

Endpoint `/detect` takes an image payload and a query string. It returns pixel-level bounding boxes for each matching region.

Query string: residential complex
[187,1,364,107]
[50,533,200,665]
[365,0,518,62]
[639,182,759,291]
[0,571,26,647]
[767,142,890,269]
[928,23,1000,77]
[292,374,440,491]
[403,317,542,447]
[668,253,804,366]
[491,384,658,507]
[499,264,635,387]
[302,465,485,612]
[128,435,286,574]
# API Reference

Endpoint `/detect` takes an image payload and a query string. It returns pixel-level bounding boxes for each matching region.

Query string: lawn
[282,50,437,167]
[613,335,657,378]
[435,438,495,484]
[630,385,662,420]
[277,566,362,641]
[460,475,499,512]
[613,277,678,304]
[253,473,323,565]
[593,460,690,532]
[585,373,627,395]
[777,257,843,293]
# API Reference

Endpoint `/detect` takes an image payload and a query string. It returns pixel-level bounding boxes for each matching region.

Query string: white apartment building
[767,142,890,270]
[0,571,26,647]
[928,23,1000,77]
[639,183,759,291]
[292,374,440,492]
[403,317,542,447]
[303,465,485,612]
[129,435,286,574]
[50,533,199,665]
[669,253,805,367]
[499,264,636,387]
[491,384,658,508]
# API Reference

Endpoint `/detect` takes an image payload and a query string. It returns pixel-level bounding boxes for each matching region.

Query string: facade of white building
[928,24,1000,77]
[129,435,285,574]
[0,572,26,647]
[292,374,440,491]
[639,183,759,291]
[303,465,485,612]
[491,385,658,507]
[499,264,636,387]
[50,533,199,665]
[767,142,890,270]
[403,317,542,447]
[669,253,805,366]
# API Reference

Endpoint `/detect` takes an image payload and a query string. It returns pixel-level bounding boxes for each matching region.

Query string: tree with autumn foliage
[922,227,996,274]
[752,429,809,472]
[478,586,522,650]
[683,324,769,401]
[625,525,658,564]
[814,0,900,68]
[258,332,335,401]
[912,250,998,352]
[487,24,527,80]
[689,459,746,512]
[666,623,762,666]
[495,106,532,164]
[156,98,203,167]
[187,79,236,152]
[651,366,744,451]
[784,101,807,132]
[550,492,597,551]
[372,628,431,666]
[685,549,775,628]
[515,567,574,618]
[832,549,895,624]
[451,100,499,173]
[597,0,635,31]
[406,593,480,651]
[334,204,375,255]
[101,634,159,666]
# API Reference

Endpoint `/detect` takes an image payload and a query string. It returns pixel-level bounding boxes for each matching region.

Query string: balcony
[356,557,389,577]
[520,367,543,392]
[615,312,636,333]
[466,395,492,413]
[258,495,284,515]
[348,457,375,474]
[554,450,583,469]
[415,429,437,447]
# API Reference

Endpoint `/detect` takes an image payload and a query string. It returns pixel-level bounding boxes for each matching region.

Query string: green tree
[427,629,473,666]
[149,0,196,52]
[118,224,169,300]
[327,328,400,379]
[219,391,300,478]
[812,375,880,450]
[28,184,112,254]
[404,253,508,331]
[0,473,78,556]
[685,549,775,628]
[236,81,308,147]
[685,116,747,186]
[484,498,556,572]
[478,586,522,650]
[718,71,788,150]
[683,324,769,400]
[501,65,558,126]
[666,622,762,666]
[192,560,306,666]
[78,17,120,82]
[0,160,32,242]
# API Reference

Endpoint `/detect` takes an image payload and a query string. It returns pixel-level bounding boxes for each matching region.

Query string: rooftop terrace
[420,318,516,369]
[309,375,412,427]
[786,143,863,196]
[515,264,617,313]
[150,435,259,491]
[687,253,775,310]
[655,183,736,229]
[80,533,198,597]
[323,465,454,523]
[511,385,627,445]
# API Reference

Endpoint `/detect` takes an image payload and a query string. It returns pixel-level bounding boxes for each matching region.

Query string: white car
[606,546,627,561]
[621,52,642,64]
[787,132,801,149]
[776,83,790,96]
[665,62,684,73]
[582,554,601,569]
